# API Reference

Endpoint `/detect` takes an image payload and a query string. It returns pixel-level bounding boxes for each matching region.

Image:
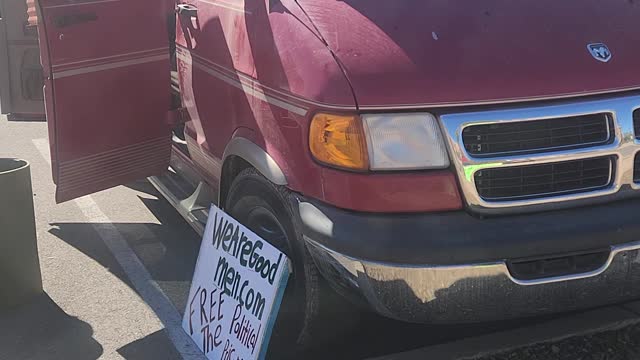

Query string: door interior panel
[36,0,174,202]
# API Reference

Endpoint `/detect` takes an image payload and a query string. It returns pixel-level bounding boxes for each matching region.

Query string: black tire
[225,168,358,357]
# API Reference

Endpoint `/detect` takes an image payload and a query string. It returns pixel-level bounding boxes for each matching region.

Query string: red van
[5,0,640,352]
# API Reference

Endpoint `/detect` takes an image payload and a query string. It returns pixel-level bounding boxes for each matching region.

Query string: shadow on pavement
[43,180,201,358]
[48,219,199,315]
[42,180,201,359]
[48,180,201,314]
[121,179,159,198]
[117,330,182,360]
[0,293,103,360]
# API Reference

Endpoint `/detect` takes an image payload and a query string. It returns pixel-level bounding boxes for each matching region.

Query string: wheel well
[219,155,253,209]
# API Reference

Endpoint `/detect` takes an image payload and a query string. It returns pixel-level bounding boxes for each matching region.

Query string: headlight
[309,113,369,170]
[309,112,450,171]
[362,113,450,171]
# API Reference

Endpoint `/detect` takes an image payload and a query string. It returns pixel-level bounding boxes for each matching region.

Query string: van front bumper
[294,197,640,323]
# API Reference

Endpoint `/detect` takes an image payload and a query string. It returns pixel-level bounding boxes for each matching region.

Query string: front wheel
[225,168,358,357]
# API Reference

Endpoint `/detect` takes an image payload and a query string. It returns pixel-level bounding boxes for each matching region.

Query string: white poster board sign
[183,205,290,360]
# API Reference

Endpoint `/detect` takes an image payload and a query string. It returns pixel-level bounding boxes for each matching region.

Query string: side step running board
[148,174,212,237]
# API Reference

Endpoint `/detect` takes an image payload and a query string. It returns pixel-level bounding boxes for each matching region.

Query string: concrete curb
[371,305,640,360]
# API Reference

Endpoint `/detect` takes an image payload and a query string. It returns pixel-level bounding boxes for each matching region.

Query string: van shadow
[43,180,201,359]
[116,329,182,360]
[49,181,202,315]
[0,293,103,360]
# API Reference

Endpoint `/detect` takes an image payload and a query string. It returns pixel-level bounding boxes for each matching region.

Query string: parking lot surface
[0,115,207,359]
[3,114,640,360]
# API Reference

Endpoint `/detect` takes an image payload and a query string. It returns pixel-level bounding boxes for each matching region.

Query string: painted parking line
[33,138,205,360]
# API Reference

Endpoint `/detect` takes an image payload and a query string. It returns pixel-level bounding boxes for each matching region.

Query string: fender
[222,137,288,186]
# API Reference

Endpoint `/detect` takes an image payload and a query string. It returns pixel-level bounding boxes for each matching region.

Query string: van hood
[297,0,640,108]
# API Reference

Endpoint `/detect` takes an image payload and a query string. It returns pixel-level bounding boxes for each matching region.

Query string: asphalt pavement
[3,114,640,360]
[0,114,204,359]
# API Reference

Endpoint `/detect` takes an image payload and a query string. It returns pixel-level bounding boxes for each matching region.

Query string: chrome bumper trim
[439,94,640,214]
[306,237,640,323]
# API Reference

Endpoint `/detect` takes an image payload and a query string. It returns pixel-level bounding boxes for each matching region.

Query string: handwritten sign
[183,206,290,360]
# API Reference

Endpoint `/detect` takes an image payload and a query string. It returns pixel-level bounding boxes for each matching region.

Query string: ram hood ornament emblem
[588,43,612,63]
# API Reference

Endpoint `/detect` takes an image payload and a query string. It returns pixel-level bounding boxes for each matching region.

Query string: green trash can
[0,159,42,309]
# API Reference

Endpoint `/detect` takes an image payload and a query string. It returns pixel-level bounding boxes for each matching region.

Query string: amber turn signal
[309,113,369,170]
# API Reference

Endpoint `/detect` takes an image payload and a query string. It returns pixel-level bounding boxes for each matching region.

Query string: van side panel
[175,0,356,197]
[175,0,467,212]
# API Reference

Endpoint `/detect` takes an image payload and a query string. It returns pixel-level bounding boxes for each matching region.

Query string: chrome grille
[475,157,614,200]
[462,113,611,156]
[440,94,640,214]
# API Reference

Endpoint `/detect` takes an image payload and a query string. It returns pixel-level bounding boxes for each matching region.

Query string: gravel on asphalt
[479,323,640,360]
